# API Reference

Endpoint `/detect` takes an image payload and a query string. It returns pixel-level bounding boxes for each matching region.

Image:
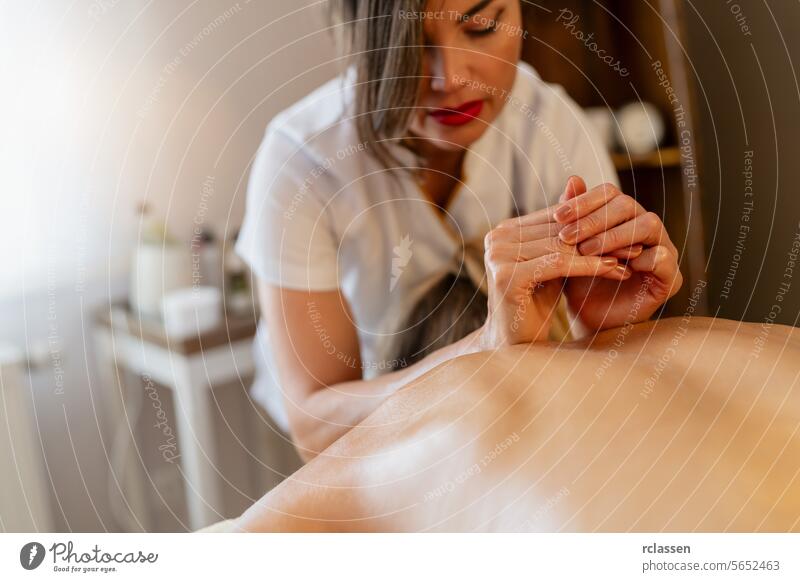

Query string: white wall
[0,0,339,531]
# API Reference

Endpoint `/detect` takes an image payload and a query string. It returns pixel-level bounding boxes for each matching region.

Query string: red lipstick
[428,100,484,126]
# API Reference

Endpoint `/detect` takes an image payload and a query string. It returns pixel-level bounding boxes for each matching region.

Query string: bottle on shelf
[129,202,191,318]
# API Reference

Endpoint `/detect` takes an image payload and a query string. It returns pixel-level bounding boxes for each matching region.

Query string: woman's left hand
[555,176,684,333]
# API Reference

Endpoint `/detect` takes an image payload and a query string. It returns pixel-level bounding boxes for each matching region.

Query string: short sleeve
[236,125,340,291]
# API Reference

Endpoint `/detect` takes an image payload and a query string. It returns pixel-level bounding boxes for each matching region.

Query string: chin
[425,121,489,151]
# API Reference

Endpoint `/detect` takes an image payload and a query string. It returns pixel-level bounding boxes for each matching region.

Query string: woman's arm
[260,191,629,460]
[258,281,487,461]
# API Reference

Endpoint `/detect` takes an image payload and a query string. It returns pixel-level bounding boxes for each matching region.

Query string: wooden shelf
[611,147,681,171]
[94,302,258,355]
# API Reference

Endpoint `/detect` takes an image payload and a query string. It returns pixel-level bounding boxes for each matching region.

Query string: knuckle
[667,272,684,298]
[643,211,661,230]
[552,236,575,254]
[484,245,504,264]
[496,218,515,230]
[544,252,564,269]
[601,182,620,198]
[493,264,514,288]
[617,193,638,214]
[581,213,601,232]
[484,229,507,251]
[602,229,620,248]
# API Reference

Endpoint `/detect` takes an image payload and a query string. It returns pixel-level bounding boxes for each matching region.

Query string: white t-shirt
[236,61,618,432]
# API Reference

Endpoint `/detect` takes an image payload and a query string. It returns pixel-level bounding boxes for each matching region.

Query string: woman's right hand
[478,180,632,347]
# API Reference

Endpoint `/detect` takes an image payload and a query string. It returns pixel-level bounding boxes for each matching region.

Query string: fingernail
[560,223,579,241]
[614,264,631,278]
[580,238,602,255]
[554,204,573,222]
[601,257,618,267]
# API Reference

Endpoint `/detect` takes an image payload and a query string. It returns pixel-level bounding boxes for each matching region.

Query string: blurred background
[0,0,797,532]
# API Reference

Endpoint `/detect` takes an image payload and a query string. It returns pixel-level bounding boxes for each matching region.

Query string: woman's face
[408,0,523,154]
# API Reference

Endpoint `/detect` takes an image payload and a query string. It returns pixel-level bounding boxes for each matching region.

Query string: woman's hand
[478,189,629,348]
[555,176,684,333]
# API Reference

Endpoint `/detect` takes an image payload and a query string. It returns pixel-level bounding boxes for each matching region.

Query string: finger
[516,235,576,260]
[508,223,565,243]
[497,204,564,229]
[487,223,566,252]
[488,234,573,265]
[577,212,668,256]
[559,175,587,204]
[507,237,637,276]
[606,245,643,260]
[573,264,633,282]
[606,263,633,280]
[560,193,646,245]
[498,176,588,230]
[554,182,626,224]
[627,245,682,293]
[512,253,620,285]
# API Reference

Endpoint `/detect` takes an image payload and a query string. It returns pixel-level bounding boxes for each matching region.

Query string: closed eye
[466,8,504,37]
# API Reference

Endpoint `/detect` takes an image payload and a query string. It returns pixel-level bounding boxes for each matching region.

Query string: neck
[401,135,467,209]
[402,134,465,173]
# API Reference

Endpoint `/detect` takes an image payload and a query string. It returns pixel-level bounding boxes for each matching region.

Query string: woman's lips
[428,100,484,126]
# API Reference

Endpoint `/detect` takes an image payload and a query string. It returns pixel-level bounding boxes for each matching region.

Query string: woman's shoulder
[255,67,363,172]
[503,61,585,133]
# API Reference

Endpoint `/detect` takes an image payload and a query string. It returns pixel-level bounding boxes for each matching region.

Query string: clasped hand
[478,176,683,348]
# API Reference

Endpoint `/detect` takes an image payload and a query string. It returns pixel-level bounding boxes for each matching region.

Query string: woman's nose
[428,45,467,94]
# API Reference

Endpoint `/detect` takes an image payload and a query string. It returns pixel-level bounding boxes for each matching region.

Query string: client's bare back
[237,316,800,532]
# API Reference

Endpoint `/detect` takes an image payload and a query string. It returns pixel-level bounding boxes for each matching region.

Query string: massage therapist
[236,0,683,460]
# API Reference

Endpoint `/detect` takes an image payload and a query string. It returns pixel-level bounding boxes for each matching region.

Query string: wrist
[475,315,546,350]
[475,319,515,352]
[474,321,494,353]
[565,301,594,340]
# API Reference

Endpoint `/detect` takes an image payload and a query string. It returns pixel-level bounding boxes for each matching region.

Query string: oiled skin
[235,317,800,532]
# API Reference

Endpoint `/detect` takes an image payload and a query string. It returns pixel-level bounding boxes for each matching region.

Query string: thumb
[559,175,587,204]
